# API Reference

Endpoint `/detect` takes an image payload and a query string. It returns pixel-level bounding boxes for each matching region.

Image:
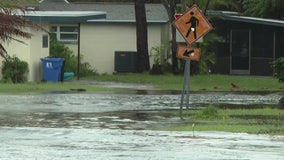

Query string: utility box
[41,58,65,82]
[114,51,137,72]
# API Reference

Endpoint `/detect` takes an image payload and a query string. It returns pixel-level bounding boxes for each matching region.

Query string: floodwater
[0,92,284,159]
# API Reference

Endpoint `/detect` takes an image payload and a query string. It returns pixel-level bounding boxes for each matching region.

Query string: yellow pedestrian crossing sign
[173,5,212,45]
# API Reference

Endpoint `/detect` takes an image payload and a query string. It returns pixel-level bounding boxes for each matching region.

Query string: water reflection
[0,92,281,112]
[0,92,282,129]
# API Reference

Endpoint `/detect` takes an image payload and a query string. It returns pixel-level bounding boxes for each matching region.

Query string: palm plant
[196,32,220,74]
[0,0,39,59]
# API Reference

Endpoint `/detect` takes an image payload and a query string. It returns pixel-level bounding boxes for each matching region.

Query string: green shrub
[79,61,98,76]
[190,32,218,75]
[149,44,172,74]
[198,33,218,74]
[150,45,165,66]
[1,56,29,83]
[49,35,97,77]
[271,57,284,82]
[196,105,220,120]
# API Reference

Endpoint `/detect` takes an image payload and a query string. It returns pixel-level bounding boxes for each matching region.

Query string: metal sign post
[173,4,212,118]
[180,60,191,118]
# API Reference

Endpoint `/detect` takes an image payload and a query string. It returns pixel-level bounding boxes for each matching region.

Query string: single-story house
[1,8,107,82]
[209,11,284,76]
[27,0,170,75]
[176,10,284,76]
[1,0,170,82]
[2,0,283,82]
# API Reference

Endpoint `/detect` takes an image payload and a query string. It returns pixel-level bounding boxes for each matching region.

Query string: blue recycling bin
[41,58,65,82]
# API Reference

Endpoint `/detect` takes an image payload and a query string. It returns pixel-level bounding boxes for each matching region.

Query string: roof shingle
[36,2,168,22]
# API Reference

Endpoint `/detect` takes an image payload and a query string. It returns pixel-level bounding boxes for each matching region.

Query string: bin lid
[41,58,65,61]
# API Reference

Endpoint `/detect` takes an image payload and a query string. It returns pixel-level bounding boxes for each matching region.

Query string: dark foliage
[271,57,284,82]
[49,35,97,77]
[1,55,29,83]
[0,0,41,59]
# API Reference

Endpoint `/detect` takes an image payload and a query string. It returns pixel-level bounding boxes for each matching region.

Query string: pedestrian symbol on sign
[173,5,212,45]
[185,11,199,39]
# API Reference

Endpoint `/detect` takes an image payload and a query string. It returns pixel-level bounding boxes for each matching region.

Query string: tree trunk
[135,0,150,72]
[162,0,179,74]
[169,1,178,74]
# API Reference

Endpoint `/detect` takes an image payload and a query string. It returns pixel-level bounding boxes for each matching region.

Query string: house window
[42,35,48,48]
[51,26,78,43]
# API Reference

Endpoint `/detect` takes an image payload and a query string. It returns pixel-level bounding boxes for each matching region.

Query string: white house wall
[0,23,49,82]
[29,23,50,82]
[67,23,167,74]
[1,31,32,81]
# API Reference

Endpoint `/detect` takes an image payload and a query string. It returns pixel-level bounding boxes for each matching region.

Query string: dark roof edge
[24,11,107,23]
[87,20,168,24]
[222,15,284,27]
[207,10,284,27]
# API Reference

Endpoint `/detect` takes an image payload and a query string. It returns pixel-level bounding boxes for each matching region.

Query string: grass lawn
[83,73,284,92]
[0,82,115,94]
[0,73,283,93]
[169,107,284,135]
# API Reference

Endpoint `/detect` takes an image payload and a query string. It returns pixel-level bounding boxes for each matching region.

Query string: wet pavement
[1,127,284,160]
[0,92,284,159]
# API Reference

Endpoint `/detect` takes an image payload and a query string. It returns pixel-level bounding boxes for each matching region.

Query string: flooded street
[0,92,284,159]
[1,127,284,160]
